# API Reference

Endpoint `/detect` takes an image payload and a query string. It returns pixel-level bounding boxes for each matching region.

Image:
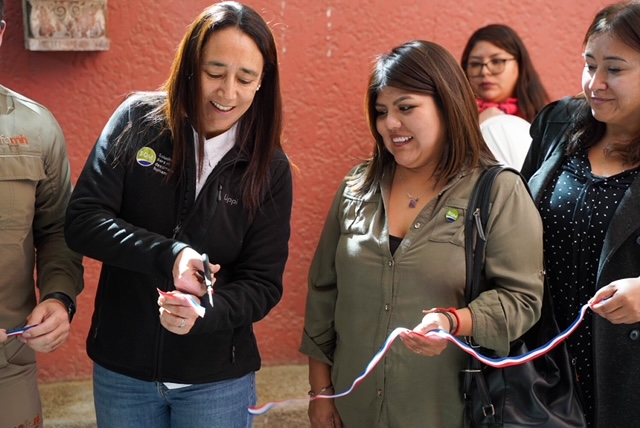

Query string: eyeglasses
[466,58,516,77]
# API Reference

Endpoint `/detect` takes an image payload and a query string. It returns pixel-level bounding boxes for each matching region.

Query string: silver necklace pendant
[408,199,418,208]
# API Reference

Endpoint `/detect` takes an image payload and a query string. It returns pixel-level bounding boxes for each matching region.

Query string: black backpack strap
[462,165,522,422]
[464,165,528,300]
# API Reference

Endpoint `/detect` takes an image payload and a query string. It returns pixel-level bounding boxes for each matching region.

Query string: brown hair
[157,1,282,216]
[352,40,496,197]
[461,24,549,122]
[566,1,640,163]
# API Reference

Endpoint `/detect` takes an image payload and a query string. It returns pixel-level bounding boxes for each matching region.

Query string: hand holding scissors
[172,247,219,297]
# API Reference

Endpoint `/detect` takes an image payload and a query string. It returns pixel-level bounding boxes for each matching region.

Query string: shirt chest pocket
[339,194,377,235]
[0,155,46,230]
[427,198,467,247]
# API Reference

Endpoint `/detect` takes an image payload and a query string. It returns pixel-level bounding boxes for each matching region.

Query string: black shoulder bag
[462,166,586,428]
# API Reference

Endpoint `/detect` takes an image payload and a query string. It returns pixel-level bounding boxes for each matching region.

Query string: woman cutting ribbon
[64,2,292,427]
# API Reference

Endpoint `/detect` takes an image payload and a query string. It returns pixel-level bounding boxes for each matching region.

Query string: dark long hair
[566,1,640,162]
[352,40,496,197]
[461,24,549,122]
[153,1,283,216]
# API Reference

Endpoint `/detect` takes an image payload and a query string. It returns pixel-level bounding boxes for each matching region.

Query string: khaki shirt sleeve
[468,172,544,356]
[299,180,348,365]
[34,111,84,303]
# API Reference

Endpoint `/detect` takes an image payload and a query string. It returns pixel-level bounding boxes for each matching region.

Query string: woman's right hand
[309,397,343,428]
[399,312,450,356]
[172,247,220,296]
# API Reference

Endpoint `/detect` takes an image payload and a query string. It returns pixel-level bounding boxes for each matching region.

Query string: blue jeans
[93,363,256,428]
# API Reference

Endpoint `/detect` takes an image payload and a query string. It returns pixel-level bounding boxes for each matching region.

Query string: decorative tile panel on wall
[22,0,109,51]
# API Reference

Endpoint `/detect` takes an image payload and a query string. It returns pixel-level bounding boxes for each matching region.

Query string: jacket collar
[599,173,640,278]
[0,85,15,115]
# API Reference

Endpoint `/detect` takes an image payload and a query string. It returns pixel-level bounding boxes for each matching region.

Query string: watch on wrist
[42,292,76,322]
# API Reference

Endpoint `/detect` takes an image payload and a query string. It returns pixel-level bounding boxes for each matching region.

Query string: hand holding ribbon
[157,289,206,334]
[249,300,596,416]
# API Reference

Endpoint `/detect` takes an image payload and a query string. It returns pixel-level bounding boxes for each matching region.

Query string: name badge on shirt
[445,208,459,223]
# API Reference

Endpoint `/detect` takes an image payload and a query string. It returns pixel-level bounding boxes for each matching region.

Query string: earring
[256,85,261,92]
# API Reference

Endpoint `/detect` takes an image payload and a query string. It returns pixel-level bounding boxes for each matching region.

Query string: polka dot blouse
[539,148,640,426]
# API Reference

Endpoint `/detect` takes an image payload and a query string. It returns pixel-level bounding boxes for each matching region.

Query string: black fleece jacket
[65,94,293,383]
[523,97,640,427]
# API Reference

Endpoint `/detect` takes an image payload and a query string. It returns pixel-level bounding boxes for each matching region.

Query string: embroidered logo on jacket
[0,134,29,145]
[224,194,238,206]
[136,147,157,166]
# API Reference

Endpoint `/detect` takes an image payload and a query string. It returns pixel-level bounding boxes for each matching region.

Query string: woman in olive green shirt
[300,40,544,428]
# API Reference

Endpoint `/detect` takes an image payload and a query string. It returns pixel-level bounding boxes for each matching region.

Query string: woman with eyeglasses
[461,24,549,169]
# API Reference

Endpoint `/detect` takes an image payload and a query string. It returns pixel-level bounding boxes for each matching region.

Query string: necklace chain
[397,171,431,208]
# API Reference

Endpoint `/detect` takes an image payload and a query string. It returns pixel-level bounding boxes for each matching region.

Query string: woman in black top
[521,2,640,426]
[65,2,292,427]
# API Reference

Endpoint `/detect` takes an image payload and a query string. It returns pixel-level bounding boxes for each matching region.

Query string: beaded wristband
[439,311,456,334]
[426,307,461,336]
[448,307,461,336]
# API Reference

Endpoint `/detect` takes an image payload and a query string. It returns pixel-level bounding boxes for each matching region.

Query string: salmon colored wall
[1,0,613,382]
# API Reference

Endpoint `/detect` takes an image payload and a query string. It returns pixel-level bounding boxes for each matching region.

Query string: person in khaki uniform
[300,40,544,428]
[0,2,84,427]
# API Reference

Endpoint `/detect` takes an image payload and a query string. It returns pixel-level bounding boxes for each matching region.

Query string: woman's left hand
[589,277,640,324]
[158,291,200,334]
[399,313,449,356]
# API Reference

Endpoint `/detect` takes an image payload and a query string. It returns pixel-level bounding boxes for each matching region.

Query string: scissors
[202,253,214,307]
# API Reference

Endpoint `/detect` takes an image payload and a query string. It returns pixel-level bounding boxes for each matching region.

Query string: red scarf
[477,98,519,116]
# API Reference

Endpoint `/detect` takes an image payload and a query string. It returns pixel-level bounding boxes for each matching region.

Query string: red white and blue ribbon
[6,324,38,337]
[157,289,206,318]
[249,301,593,416]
